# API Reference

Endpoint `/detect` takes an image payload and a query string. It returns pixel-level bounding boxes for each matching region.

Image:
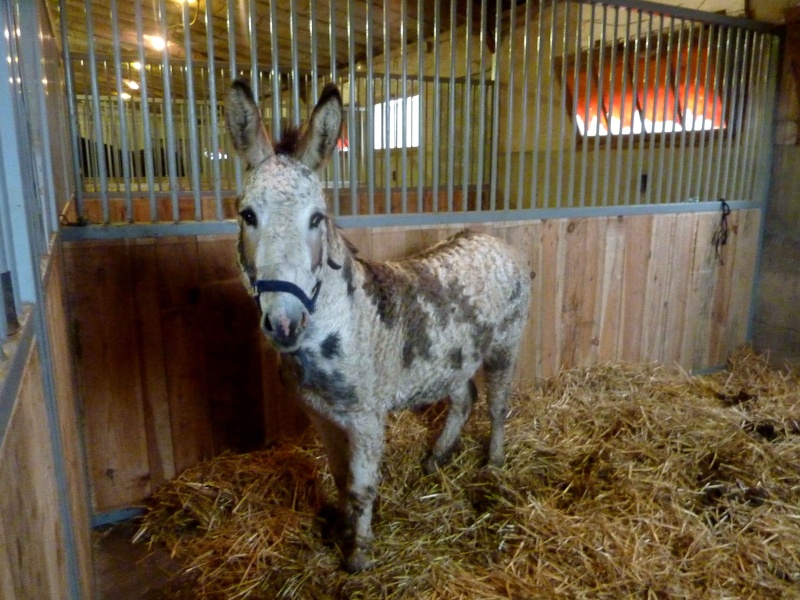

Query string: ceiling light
[125,79,140,90]
[143,34,166,51]
[131,61,142,71]
[120,92,132,100]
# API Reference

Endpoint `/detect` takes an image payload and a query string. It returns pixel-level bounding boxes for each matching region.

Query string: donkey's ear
[225,79,274,168]
[297,83,343,171]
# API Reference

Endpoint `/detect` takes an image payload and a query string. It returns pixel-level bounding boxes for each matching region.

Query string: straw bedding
[134,348,800,599]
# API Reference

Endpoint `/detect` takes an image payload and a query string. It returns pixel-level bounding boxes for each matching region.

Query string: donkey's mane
[273,125,304,156]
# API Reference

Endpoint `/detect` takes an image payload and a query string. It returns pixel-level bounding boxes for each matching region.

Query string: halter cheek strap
[252,278,322,313]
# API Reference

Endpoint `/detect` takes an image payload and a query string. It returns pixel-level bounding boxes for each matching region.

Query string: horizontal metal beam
[603,0,779,33]
[60,200,760,241]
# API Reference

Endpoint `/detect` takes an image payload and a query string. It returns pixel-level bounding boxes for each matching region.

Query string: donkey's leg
[423,379,477,475]
[308,413,350,520]
[484,345,518,467]
[343,411,386,572]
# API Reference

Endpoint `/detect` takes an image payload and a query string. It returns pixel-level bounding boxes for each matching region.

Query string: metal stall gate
[52,0,778,235]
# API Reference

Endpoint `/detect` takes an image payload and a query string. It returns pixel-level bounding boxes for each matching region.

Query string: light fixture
[125,79,140,90]
[131,61,142,71]
[143,34,166,51]
[120,92,132,100]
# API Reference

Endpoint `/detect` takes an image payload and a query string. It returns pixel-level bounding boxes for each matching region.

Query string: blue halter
[252,278,322,314]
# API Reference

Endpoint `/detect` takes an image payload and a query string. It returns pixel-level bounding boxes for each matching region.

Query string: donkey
[225,79,531,572]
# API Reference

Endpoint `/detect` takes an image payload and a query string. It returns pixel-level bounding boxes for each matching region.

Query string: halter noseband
[252,278,322,313]
[251,256,341,314]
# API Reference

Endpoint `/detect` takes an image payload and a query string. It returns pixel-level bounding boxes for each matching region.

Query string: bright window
[565,30,728,138]
[374,95,420,150]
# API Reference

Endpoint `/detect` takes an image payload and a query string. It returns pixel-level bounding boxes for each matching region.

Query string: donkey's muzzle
[262,308,308,350]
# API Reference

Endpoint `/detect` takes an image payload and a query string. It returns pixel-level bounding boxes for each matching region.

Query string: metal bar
[753,36,778,202]
[416,0,424,213]
[748,34,771,200]
[645,13,664,204]
[474,0,488,213]
[432,0,441,212]
[702,25,724,202]
[227,0,243,194]
[684,23,705,201]
[515,0,532,210]
[634,12,653,206]
[446,0,457,212]
[328,0,340,215]
[591,4,607,208]
[207,0,223,219]
[664,19,684,204]
[110,1,132,220]
[488,0,501,211]
[567,1,582,208]
[674,20,692,201]
[268,0,281,137]
[729,29,751,200]
[692,25,715,200]
[156,0,180,220]
[613,6,630,208]
[556,1,571,210]
[733,30,756,201]
[709,29,738,200]
[460,0,472,211]
[400,0,408,214]
[58,0,84,219]
[624,7,642,206]
[310,0,318,99]
[134,0,156,220]
[502,2,515,211]
[719,26,741,200]
[737,33,761,201]
[578,2,597,207]
[603,5,620,207]
[290,0,301,125]
[181,0,202,220]
[83,0,109,222]
[541,0,557,209]
[347,0,358,214]
[365,0,375,215]
[384,0,391,213]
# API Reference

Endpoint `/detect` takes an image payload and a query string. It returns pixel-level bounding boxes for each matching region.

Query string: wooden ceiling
[48,0,502,101]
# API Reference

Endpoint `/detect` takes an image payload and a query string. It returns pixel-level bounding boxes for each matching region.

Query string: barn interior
[1,0,799,598]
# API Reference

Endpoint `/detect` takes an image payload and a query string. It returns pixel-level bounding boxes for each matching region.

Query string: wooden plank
[597,216,626,362]
[44,243,93,597]
[197,238,266,452]
[63,241,151,510]
[0,346,68,599]
[130,239,175,488]
[619,215,654,363]
[662,213,698,368]
[708,210,741,365]
[641,214,677,364]
[154,237,214,474]
[680,213,719,369]
[723,209,761,355]
[538,219,567,378]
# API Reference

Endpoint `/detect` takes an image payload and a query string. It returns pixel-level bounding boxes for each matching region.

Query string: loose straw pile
[134,348,800,599]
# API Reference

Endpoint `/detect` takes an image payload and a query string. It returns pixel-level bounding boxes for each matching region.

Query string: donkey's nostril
[262,315,274,332]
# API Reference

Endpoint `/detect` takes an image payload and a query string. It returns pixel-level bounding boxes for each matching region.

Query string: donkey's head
[226,79,343,351]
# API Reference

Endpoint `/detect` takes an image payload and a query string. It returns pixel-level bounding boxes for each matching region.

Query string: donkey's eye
[240,208,258,227]
[309,212,325,229]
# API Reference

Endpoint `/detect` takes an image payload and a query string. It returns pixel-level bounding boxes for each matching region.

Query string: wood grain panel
[0,346,68,600]
[63,209,762,511]
[44,243,93,598]
[63,240,151,511]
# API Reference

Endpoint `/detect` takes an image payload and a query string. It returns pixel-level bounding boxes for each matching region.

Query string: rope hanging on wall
[712,199,731,266]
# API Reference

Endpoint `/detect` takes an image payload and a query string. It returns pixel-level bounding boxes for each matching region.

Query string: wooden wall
[63,208,761,513]
[0,244,93,599]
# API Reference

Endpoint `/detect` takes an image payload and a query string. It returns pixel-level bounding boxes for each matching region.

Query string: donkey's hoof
[422,454,440,475]
[344,547,374,573]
